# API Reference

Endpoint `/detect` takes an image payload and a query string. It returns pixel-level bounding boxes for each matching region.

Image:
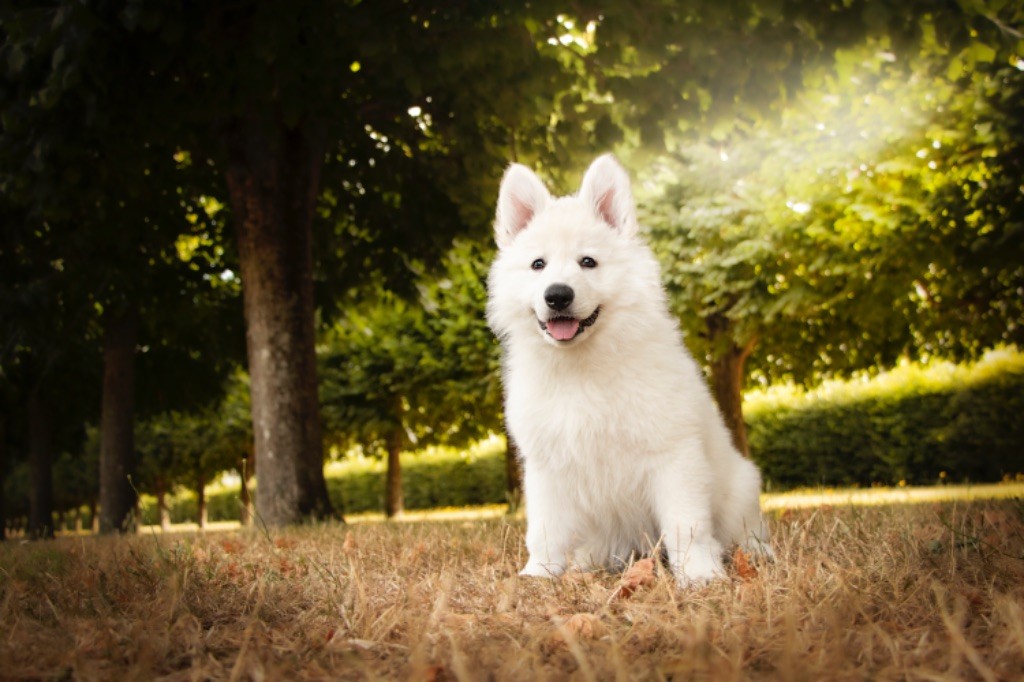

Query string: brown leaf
[732,547,758,582]
[411,663,446,682]
[560,613,607,640]
[611,557,657,600]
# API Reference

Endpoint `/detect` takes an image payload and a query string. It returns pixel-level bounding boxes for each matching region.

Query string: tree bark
[0,417,6,541]
[224,120,337,527]
[196,471,207,530]
[99,308,139,534]
[385,427,404,519]
[708,334,757,457]
[239,450,255,527]
[28,387,55,539]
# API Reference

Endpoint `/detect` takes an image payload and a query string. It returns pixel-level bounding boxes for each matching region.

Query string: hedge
[746,350,1024,490]
[132,351,1024,523]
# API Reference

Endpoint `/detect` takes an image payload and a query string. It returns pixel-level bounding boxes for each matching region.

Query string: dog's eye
[531,258,546,271]
[580,256,598,269]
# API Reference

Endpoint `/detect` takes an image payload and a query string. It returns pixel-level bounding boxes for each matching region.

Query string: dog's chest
[506,358,679,465]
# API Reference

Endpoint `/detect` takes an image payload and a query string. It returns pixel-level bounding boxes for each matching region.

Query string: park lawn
[1,498,1023,680]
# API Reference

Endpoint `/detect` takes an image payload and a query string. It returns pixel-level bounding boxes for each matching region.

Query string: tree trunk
[505,427,523,512]
[28,386,55,539]
[99,308,139,534]
[224,121,337,527]
[196,471,207,530]
[0,417,6,541]
[239,450,255,527]
[385,428,404,519]
[708,336,757,457]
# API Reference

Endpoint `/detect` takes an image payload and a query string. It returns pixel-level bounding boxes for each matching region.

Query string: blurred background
[1,0,1021,535]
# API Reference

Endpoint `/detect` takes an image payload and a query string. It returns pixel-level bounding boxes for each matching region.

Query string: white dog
[487,155,771,585]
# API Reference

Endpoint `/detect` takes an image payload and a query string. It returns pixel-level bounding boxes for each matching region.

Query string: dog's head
[487,155,642,348]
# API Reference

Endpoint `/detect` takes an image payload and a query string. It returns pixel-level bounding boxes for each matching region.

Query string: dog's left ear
[579,154,638,237]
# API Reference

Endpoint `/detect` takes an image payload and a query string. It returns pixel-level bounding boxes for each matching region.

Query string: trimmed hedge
[746,350,1024,490]
[135,352,1024,522]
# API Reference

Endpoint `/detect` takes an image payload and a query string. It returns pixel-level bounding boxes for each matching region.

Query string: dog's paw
[519,561,566,578]
[671,552,725,588]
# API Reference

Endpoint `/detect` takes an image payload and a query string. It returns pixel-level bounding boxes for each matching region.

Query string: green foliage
[320,238,502,455]
[5,0,1024,528]
[325,444,508,514]
[747,350,1024,489]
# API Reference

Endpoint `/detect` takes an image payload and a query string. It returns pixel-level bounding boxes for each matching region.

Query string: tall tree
[320,295,431,518]
[2,1,245,532]
[27,385,55,537]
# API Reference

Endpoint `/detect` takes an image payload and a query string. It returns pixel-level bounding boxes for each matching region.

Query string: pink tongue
[546,318,580,341]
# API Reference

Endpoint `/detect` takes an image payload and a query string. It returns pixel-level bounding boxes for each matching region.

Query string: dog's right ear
[495,163,550,249]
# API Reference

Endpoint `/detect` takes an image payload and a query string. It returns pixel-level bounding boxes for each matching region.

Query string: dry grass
[2,500,1023,680]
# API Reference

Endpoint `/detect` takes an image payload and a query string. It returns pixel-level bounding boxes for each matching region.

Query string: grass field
[2,493,1023,679]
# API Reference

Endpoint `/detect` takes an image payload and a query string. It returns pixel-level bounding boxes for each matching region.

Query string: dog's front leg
[519,462,573,578]
[651,452,725,586]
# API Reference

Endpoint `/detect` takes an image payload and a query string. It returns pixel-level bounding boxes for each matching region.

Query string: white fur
[487,155,772,586]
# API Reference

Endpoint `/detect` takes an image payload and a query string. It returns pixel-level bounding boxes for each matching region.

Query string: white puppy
[487,155,771,585]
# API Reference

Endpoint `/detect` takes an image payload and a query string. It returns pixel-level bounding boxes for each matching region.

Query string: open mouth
[538,307,601,342]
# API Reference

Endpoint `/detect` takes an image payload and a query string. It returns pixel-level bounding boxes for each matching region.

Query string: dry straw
[1,499,1022,679]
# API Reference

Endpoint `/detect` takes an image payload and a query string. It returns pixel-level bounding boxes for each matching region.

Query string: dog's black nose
[544,283,574,311]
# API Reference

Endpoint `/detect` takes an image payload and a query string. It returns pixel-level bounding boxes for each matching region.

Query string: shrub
[747,350,1024,490]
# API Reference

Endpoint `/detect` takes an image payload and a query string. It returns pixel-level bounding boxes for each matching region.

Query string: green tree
[320,295,433,518]
[321,239,503,517]
[2,2,246,533]
[1,0,602,527]
[641,19,1023,451]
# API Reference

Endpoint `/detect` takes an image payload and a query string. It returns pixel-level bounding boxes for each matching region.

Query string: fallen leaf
[219,539,244,555]
[611,558,656,600]
[732,547,758,581]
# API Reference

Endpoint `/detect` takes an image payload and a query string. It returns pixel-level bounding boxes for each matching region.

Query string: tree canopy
[1,0,1021,528]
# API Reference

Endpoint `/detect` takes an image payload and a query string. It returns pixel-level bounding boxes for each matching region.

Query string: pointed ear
[578,154,638,236]
[495,163,551,249]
